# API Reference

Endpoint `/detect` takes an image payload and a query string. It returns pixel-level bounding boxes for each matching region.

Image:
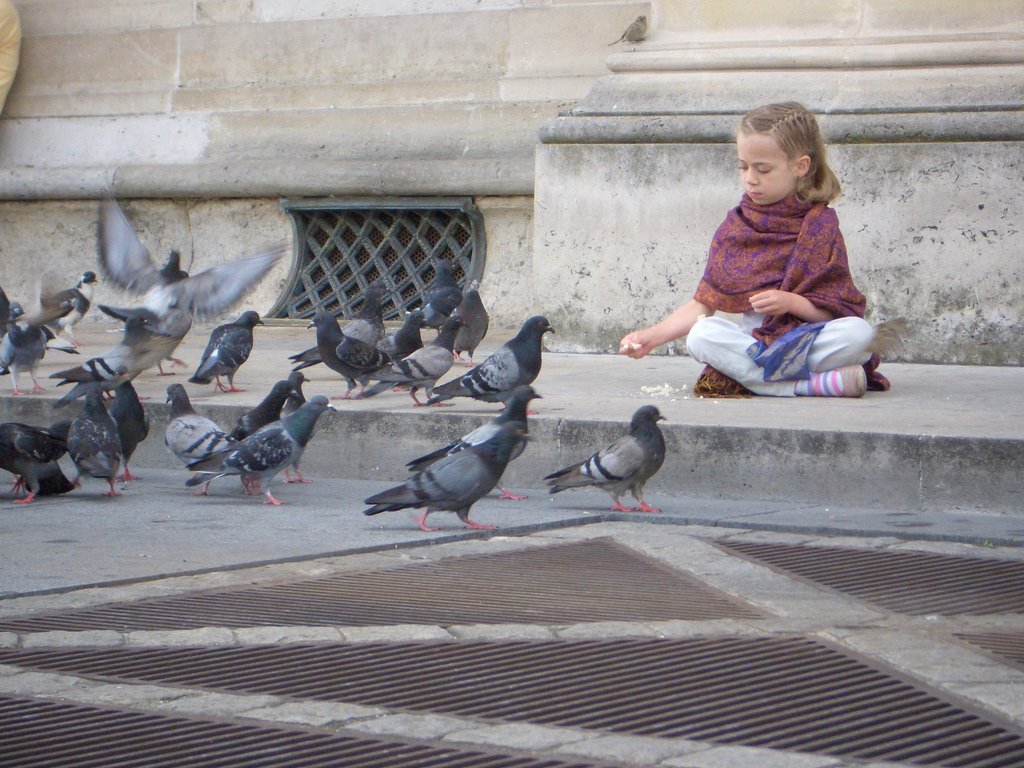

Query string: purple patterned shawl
[694,194,888,390]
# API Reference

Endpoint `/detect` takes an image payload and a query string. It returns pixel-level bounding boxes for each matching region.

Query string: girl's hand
[749,290,794,316]
[619,332,653,359]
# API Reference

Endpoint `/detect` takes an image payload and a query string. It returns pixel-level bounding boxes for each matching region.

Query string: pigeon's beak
[306,320,316,329]
[325,403,337,412]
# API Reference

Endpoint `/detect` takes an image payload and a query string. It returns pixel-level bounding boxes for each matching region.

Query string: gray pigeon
[363,421,525,531]
[544,404,666,513]
[0,302,51,396]
[229,379,295,441]
[420,260,462,328]
[50,310,162,408]
[342,281,388,347]
[186,395,334,505]
[109,380,149,482]
[67,387,123,497]
[377,310,426,360]
[452,279,489,366]
[0,421,74,503]
[334,333,391,396]
[358,316,462,404]
[188,310,263,392]
[43,271,98,348]
[427,315,553,407]
[609,14,647,45]
[164,383,235,495]
[281,370,307,418]
[96,198,284,374]
[406,384,539,499]
[294,312,367,399]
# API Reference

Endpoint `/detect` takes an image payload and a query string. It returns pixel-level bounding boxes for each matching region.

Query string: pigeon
[0,302,52,396]
[609,15,647,45]
[363,421,525,532]
[229,379,296,441]
[420,260,463,328]
[109,381,149,482]
[188,310,263,393]
[66,387,123,496]
[333,333,391,396]
[544,404,667,513]
[358,316,462,404]
[294,312,371,399]
[406,384,539,499]
[281,370,307,418]
[50,310,163,408]
[342,281,388,347]
[186,395,334,505]
[43,271,98,347]
[164,383,235,494]
[95,198,284,374]
[0,421,74,503]
[377,310,426,361]
[427,315,553,407]
[452,279,489,366]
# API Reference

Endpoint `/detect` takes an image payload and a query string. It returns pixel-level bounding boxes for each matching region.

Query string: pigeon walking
[67,387,122,497]
[44,271,98,348]
[427,315,553,407]
[334,333,391,396]
[544,405,666,513]
[186,396,334,505]
[377,310,426,361]
[0,421,74,504]
[420,260,462,328]
[406,384,539,499]
[452,280,489,366]
[358,316,462,405]
[609,15,647,45]
[1,303,54,396]
[50,311,162,407]
[229,379,295,441]
[188,310,263,393]
[342,281,388,347]
[293,312,372,399]
[363,421,525,532]
[96,198,284,374]
[109,381,149,482]
[164,383,235,495]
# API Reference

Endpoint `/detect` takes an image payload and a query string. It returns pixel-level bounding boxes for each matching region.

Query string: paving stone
[347,712,475,740]
[0,633,18,648]
[554,733,710,764]
[126,628,237,647]
[662,744,845,767]
[151,691,282,717]
[555,621,661,640]
[444,722,591,751]
[233,626,344,645]
[340,625,454,643]
[0,670,86,695]
[241,700,386,727]
[21,630,124,648]
[446,623,557,641]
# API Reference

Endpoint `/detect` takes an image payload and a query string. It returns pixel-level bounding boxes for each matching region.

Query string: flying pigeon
[544,404,666,513]
[420,260,463,329]
[363,421,525,532]
[66,386,123,497]
[427,315,553,407]
[164,383,235,495]
[406,384,539,499]
[377,310,426,360]
[43,271,98,348]
[1,302,53,396]
[50,310,163,408]
[188,310,263,393]
[109,381,149,482]
[609,14,647,45]
[95,198,284,374]
[0,421,74,503]
[358,316,462,405]
[229,379,295,441]
[294,312,375,399]
[186,395,334,505]
[452,279,489,366]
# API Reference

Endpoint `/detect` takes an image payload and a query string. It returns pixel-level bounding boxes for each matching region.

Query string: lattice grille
[271,198,485,321]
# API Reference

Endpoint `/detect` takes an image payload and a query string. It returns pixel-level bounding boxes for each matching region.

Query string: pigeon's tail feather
[356,380,393,400]
[543,463,589,494]
[405,444,453,473]
[185,471,230,488]
[188,373,213,385]
[52,381,101,409]
[362,483,420,514]
[37,463,75,496]
[425,377,464,405]
[186,450,232,473]
[290,359,321,373]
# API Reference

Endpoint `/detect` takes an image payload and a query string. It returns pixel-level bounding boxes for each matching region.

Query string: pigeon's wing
[459,345,522,395]
[97,199,162,294]
[226,425,295,475]
[12,425,65,464]
[165,415,235,464]
[546,434,644,491]
[193,325,252,380]
[177,247,286,322]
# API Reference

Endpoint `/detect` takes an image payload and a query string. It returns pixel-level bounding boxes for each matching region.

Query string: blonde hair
[739,102,841,204]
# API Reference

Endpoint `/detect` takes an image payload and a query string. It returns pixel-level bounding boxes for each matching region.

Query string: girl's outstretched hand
[619,332,653,359]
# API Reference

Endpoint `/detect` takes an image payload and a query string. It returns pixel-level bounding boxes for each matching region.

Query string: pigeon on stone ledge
[188,310,263,393]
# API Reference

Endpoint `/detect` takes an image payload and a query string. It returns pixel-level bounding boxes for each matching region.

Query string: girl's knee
[832,316,875,350]
[683,316,718,360]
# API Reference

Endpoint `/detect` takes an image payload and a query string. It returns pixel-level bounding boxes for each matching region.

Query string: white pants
[686,313,874,396]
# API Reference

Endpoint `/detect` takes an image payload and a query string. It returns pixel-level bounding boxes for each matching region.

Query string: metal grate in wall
[270,197,485,320]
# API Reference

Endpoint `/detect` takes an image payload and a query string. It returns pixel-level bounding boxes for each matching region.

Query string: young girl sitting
[620,101,890,397]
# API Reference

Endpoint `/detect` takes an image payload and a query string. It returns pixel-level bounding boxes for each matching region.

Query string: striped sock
[795,370,845,397]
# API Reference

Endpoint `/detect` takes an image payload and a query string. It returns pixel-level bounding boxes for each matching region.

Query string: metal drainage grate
[0,539,761,633]
[270,197,485,320]
[714,540,1024,615]
[0,695,613,768]
[2,637,1023,767]
[955,632,1024,672]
